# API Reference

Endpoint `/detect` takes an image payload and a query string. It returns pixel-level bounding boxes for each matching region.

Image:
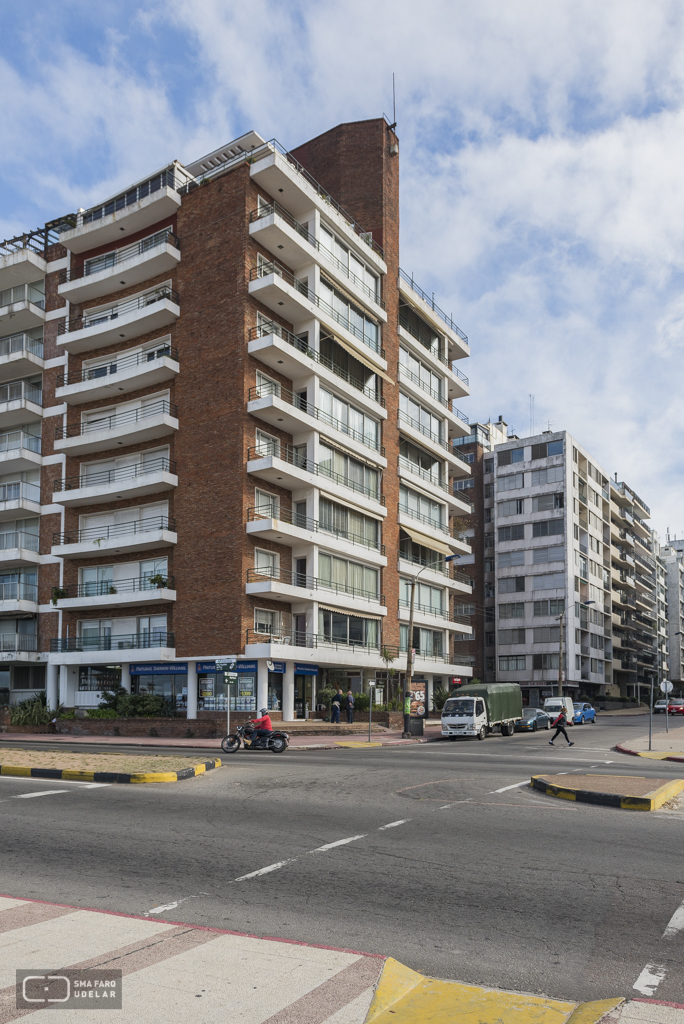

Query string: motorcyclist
[250,708,273,746]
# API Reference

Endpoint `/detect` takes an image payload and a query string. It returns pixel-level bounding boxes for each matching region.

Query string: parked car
[515,708,551,732]
[654,700,668,714]
[573,702,596,724]
[542,697,576,725]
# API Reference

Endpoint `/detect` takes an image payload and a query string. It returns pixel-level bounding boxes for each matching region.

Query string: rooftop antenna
[546,419,553,431]
[529,394,535,436]
[393,73,396,126]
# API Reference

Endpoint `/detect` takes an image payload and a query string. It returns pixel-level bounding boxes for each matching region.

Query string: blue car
[573,702,596,724]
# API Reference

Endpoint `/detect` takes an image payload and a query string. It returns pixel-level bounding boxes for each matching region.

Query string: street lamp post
[404,555,457,739]
[555,610,564,699]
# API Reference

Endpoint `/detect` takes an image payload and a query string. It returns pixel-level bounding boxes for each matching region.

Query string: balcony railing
[247,506,385,554]
[250,202,383,306]
[0,530,39,551]
[245,627,393,654]
[397,551,472,586]
[249,380,384,454]
[0,633,37,652]
[60,575,174,599]
[0,332,44,361]
[0,582,38,601]
[54,457,177,493]
[55,400,177,441]
[53,516,175,546]
[0,283,45,311]
[59,229,180,284]
[397,315,469,383]
[0,431,41,455]
[57,287,179,335]
[398,268,468,342]
[248,320,383,404]
[399,599,470,624]
[57,346,178,388]
[247,443,384,503]
[0,481,40,504]
[251,260,383,356]
[398,410,452,455]
[82,168,181,225]
[50,631,175,652]
[0,381,42,406]
[397,455,449,494]
[399,502,450,536]
[247,566,382,603]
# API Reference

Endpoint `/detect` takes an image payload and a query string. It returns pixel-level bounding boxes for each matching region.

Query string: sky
[1,0,683,537]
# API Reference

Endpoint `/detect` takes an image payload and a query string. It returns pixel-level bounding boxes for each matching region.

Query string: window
[532,572,565,590]
[498,449,524,466]
[499,524,524,542]
[137,614,167,642]
[499,629,526,644]
[574,550,588,579]
[320,445,378,499]
[254,549,278,577]
[575,654,581,670]
[80,565,113,596]
[533,492,564,511]
[320,224,378,298]
[499,655,526,671]
[255,429,279,457]
[499,550,525,568]
[399,392,443,441]
[485,582,495,597]
[533,626,560,642]
[533,519,564,537]
[534,599,565,616]
[533,546,565,564]
[400,625,444,657]
[484,533,494,548]
[399,578,444,614]
[319,388,379,449]
[498,473,524,492]
[590,633,604,650]
[531,440,563,460]
[455,478,475,490]
[531,466,565,486]
[319,276,379,351]
[499,602,525,618]
[319,498,379,548]
[533,653,559,670]
[499,576,525,593]
[484,483,494,498]
[321,609,379,647]
[255,489,279,517]
[140,557,168,587]
[319,554,378,599]
[499,499,524,517]
[485,633,495,647]
[591,659,604,675]
[254,609,278,634]
[12,665,45,690]
[255,371,280,399]
[589,535,601,554]
[484,508,492,523]
[399,347,443,400]
[484,557,495,572]
[399,484,444,529]
[484,458,494,474]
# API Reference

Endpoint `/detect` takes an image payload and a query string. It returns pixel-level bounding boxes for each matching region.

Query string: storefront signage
[266,660,286,673]
[237,661,258,673]
[294,663,318,675]
[130,663,188,675]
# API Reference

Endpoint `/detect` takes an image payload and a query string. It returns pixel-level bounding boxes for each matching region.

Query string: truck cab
[441,695,488,740]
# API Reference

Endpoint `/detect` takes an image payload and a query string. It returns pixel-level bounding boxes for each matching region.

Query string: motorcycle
[221,722,289,754]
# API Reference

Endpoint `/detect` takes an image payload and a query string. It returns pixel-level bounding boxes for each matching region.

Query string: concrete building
[662,534,684,693]
[0,119,475,717]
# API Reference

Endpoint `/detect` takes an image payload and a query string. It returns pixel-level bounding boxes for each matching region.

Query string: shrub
[354,692,370,712]
[10,692,61,726]
[98,687,177,718]
[58,709,76,719]
[86,708,118,719]
[316,687,337,713]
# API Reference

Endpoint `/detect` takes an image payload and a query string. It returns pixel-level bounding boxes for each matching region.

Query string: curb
[615,742,684,763]
[0,757,221,784]
[365,956,624,1024]
[531,774,684,811]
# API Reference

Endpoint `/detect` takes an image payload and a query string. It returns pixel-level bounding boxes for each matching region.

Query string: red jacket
[252,714,273,731]
[552,711,566,728]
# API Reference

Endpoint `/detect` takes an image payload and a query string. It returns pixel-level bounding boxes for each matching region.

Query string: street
[1,714,683,1005]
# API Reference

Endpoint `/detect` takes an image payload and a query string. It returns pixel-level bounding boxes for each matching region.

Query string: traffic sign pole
[661,680,673,734]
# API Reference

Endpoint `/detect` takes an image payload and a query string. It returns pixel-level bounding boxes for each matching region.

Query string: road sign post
[661,680,673,734]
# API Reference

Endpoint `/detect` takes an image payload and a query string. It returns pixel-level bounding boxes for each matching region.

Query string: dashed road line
[12,789,69,799]
[313,835,366,852]
[490,781,529,794]
[633,963,667,996]
[378,819,409,829]
[235,860,293,881]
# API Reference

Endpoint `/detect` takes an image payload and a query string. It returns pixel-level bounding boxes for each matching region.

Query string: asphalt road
[1,714,683,1004]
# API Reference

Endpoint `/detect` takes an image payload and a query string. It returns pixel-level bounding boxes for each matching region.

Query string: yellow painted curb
[644,778,684,810]
[336,741,383,748]
[0,766,32,777]
[531,774,684,811]
[0,759,221,784]
[566,999,625,1024]
[636,751,684,760]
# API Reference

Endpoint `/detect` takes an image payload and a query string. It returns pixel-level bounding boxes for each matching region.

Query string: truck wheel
[477,726,486,740]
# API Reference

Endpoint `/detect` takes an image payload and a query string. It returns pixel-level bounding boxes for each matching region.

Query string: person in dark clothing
[549,708,574,746]
[346,689,355,724]
[331,689,343,724]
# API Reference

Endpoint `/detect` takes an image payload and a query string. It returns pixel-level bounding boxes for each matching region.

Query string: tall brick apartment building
[0,118,474,719]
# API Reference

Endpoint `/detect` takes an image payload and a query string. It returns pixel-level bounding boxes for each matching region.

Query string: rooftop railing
[81,168,181,225]
[58,287,179,335]
[53,516,175,546]
[53,457,176,493]
[0,381,42,406]
[59,229,180,284]
[0,333,44,361]
[0,225,59,258]
[247,565,383,604]
[55,400,176,441]
[57,345,178,388]
[247,505,385,554]
[247,442,384,503]
[50,631,175,652]
[398,268,468,343]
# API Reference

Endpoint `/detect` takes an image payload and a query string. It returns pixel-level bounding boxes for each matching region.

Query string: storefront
[294,662,318,718]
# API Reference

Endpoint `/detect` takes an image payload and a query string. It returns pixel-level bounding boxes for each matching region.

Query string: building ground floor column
[186,662,198,720]
[283,662,295,721]
[46,663,59,711]
[257,659,268,713]
[120,663,131,694]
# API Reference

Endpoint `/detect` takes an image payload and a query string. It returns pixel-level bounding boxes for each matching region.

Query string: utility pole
[556,609,564,698]
[404,556,456,738]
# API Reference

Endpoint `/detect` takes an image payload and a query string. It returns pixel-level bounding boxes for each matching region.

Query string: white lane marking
[235,860,293,881]
[490,781,529,794]
[379,820,409,829]
[144,893,211,916]
[663,899,684,938]
[633,964,667,996]
[313,835,366,852]
[12,790,69,799]
[439,799,472,809]
[0,777,109,788]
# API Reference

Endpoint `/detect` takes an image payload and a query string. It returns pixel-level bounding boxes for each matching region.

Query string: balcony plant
[147,574,168,588]
[51,586,69,605]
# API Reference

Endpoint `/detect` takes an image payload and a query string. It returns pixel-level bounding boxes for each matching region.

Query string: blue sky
[2,0,684,536]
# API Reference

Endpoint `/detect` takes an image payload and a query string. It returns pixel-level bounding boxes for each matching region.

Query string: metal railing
[58,287,179,335]
[397,455,448,493]
[53,516,175,546]
[0,282,45,311]
[398,410,453,455]
[0,582,37,601]
[398,268,468,342]
[51,631,175,652]
[399,599,471,626]
[250,202,383,306]
[247,443,384,503]
[0,530,39,551]
[245,627,393,654]
[82,168,180,224]
[251,259,382,356]
[396,363,469,423]
[55,400,177,440]
[248,380,383,453]
[57,346,178,388]
[0,481,40,504]
[59,229,180,284]
[61,575,175,599]
[0,332,44,361]
[0,430,41,455]
[248,321,383,404]
[247,566,382,603]
[0,381,42,406]
[54,457,176,493]
[247,505,385,553]
[398,503,450,536]
[397,316,469,382]
[0,633,37,652]
[397,551,472,585]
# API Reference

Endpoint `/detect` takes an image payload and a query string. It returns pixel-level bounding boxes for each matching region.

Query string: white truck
[441,683,523,740]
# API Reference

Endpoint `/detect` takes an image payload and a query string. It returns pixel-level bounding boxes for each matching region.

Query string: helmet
[260,708,268,716]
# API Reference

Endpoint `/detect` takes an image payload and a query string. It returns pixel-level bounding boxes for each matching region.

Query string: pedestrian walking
[331,688,344,724]
[346,689,355,724]
[549,707,574,747]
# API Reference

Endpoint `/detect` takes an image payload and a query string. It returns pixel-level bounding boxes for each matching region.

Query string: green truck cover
[451,683,522,724]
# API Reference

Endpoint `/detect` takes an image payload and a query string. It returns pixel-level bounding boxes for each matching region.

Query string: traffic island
[531,773,684,811]
[0,747,221,783]
[615,724,684,762]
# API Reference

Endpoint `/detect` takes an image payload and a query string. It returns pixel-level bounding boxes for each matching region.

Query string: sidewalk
[616,724,684,762]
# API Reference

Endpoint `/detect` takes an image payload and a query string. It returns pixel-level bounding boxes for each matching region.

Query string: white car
[542,697,576,725]
[654,700,668,714]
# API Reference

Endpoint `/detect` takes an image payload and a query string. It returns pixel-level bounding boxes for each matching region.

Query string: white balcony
[54,401,178,456]
[55,578,176,612]
[397,557,472,595]
[246,570,386,617]
[397,457,470,513]
[53,458,177,507]
[0,482,41,523]
[57,287,179,354]
[245,510,386,566]
[0,295,45,334]
[398,270,470,361]
[397,322,470,401]
[58,229,182,303]
[0,432,42,472]
[0,531,40,569]
[49,634,176,667]
[0,582,39,616]
[398,602,472,635]
[0,381,43,429]
[52,517,177,559]
[0,333,44,383]
[56,345,178,405]
[397,365,470,440]
[398,508,470,556]
[0,249,47,291]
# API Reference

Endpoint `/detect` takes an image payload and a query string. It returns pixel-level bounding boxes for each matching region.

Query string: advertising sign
[294,663,318,675]
[409,680,426,717]
[130,663,187,675]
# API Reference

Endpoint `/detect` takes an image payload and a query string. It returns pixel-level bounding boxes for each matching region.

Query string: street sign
[661,681,674,693]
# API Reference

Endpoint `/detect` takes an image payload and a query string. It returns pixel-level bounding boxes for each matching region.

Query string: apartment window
[533,492,564,511]
[533,626,560,643]
[498,449,524,467]
[531,466,564,486]
[13,665,45,690]
[254,549,278,577]
[400,532,446,572]
[138,614,167,641]
[499,655,526,671]
[532,572,565,590]
[573,447,578,463]
[321,445,379,499]
[254,609,278,634]
[484,533,494,548]
[79,619,111,643]
[498,473,524,492]
[499,499,524,517]
[533,653,560,670]
[455,478,475,491]
[399,392,443,441]
[319,277,379,350]
[486,657,495,672]
[589,535,601,554]
[499,577,525,594]
[531,440,563,460]
[484,483,494,498]
[499,550,525,568]
[590,658,603,674]
[484,557,495,572]
[320,498,379,548]
[400,625,444,657]
[574,550,588,579]
[255,489,279,517]
[500,603,525,618]
[485,633,495,648]
[399,347,443,400]
[80,565,113,596]
[499,524,524,542]
[485,582,495,597]
[484,508,492,523]
[534,599,565,616]
[255,371,280,399]
[590,633,604,650]
[399,485,444,529]
[321,609,379,647]
[499,629,526,645]
[320,554,378,599]
[533,519,564,538]
[484,458,494,474]
[575,654,581,670]
[400,578,444,614]
[533,546,565,564]
[320,224,378,298]
[319,388,378,449]
[139,558,168,586]
[457,603,476,615]
[255,429,279,457]
[485,606,495,622]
